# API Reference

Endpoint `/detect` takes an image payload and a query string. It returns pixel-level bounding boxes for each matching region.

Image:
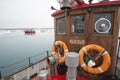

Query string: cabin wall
[118,6,120,34]
[54,4,120,77]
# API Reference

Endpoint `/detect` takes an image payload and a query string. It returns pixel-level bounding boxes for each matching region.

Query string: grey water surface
[0,29,54,76]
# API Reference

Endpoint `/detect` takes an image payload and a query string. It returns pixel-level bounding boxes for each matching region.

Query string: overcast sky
[0,0,108,28]
[0,0,58,28]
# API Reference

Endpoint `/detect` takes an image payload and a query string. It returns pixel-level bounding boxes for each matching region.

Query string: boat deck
[32,67,91,80]
[32,75,90,80]
[32,58,120,80]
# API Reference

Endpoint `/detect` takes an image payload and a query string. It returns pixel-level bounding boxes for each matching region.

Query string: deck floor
[32,75,90,80]
[32,58,120,80]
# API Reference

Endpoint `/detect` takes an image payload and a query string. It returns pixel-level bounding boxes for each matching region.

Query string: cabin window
[94,13,112,34]
[71,15,85,34]
[57,18,66,35]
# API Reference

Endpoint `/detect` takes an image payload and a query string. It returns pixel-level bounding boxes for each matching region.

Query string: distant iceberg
[0,30,11,35]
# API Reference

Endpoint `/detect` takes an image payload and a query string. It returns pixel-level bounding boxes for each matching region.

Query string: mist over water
[0,29,54,76]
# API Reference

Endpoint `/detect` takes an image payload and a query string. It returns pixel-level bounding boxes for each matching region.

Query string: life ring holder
[79,44,111,74]
[52,41,68,63]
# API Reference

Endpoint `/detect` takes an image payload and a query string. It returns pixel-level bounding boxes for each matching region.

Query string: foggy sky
[0,0,59,28]
[0,0,101,28]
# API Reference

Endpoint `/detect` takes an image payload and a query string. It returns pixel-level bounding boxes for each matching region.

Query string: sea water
[0,29,54,76]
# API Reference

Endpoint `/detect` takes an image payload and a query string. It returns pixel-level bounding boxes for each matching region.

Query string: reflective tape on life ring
[65,49,68,52]
[98,67,104,73]
[52,41,68,63]
[101,51,108,55]
[82,47,88,54]
[81,63,86,67]
[79,44,111,74]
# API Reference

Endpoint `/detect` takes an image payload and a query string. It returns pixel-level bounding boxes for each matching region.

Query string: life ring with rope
[52,41,68,63]
[79,44,111,74]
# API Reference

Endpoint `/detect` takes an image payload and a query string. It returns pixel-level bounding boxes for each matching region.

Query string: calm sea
[0,29,54,76]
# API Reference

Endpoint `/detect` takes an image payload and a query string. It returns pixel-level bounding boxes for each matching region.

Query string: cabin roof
[51,1,120,17]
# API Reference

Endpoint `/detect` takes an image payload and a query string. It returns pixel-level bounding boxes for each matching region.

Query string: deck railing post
[0,67,4,80]
[28,57,31,65]
[0,66,3,79]
[46,50,49,69]
[0,69,1,79]
[47,50,49,59]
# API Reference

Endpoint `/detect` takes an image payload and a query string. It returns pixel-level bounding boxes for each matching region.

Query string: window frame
[56,17,66,35]
[71,15,85,35]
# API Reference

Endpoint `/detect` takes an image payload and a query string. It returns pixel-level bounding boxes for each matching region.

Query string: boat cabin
[52,0,120,79]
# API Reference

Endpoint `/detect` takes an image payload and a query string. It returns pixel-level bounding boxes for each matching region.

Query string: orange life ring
[79,44,111,74]
[52,41,68,63]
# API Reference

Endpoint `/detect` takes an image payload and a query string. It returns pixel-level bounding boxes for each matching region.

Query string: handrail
[0,58,28,69]
[0,50,51,79]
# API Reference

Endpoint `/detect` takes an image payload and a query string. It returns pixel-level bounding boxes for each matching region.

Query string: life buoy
[52,41,68,63]
[79,44,111,74]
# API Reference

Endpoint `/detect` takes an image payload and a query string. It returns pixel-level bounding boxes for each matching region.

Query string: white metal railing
[0,50,51,80]
[13,59,47,80]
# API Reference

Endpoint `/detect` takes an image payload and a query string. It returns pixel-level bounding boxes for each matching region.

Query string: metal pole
[46,51,49,69]
[0,66,3,79]
[0,69,1,79]
[28,57,31,65]
[47,50,49,59]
